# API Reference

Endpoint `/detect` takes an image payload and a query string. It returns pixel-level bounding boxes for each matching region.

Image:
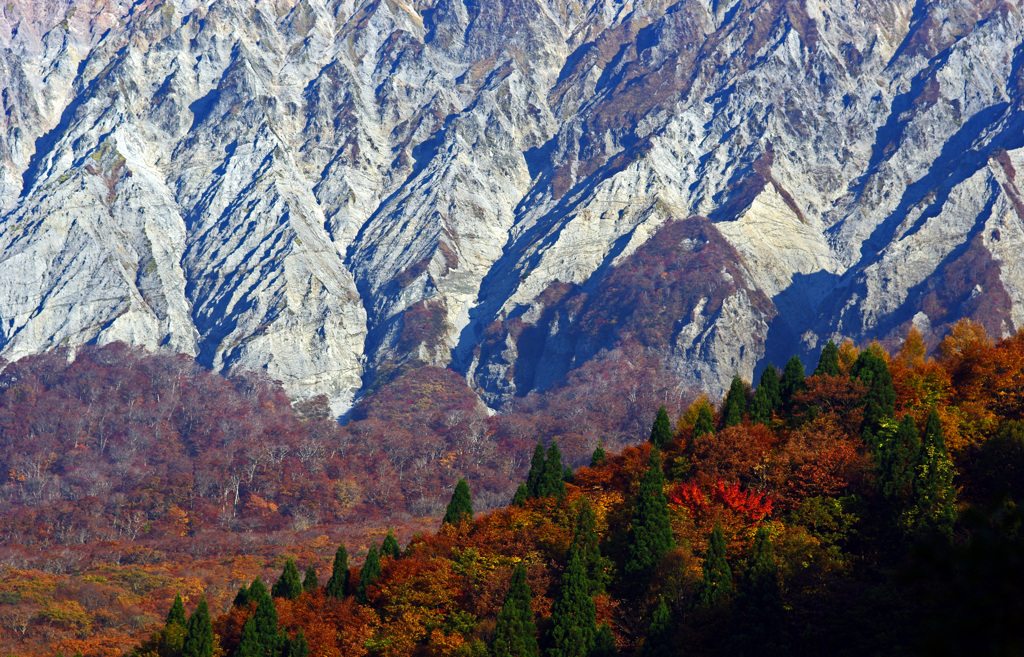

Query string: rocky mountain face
[2,0,1023,413]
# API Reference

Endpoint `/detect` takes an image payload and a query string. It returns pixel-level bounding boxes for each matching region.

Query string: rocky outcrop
[2,0,1024,412]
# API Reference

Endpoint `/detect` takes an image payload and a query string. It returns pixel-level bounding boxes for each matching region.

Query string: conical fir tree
[909,408,957,538]
[526,442,547,497]
[512,483,529,506]
[182,597,214,657]
[569,498,606,594]
[548,548,597,657]
[879,415,920,507]
[750,365,781,425]
[233,583,251,607]
[490,564,538,657]
[381,530,401,559]
[248,587,279,654]
[722,374,749,428]
[356,544,382,604]
[539,443,566,498]
[590,624,617,657]
[248,577,269,603]
[639,597,674,657]
[443,478,474,525]
[851,350,895,441]
[697,522,733,607]
[302,565,318,593]
[324,542,350,598]
[779,356,806,412]
[731,526,784,656]
[814,340,841,377]
[272,558,303,600]
[590,440,607,467]
[693,402,716,438]
[166,593,187,628]
[624,449,674,585]
[650,405,673,448]
[286,629,309,657]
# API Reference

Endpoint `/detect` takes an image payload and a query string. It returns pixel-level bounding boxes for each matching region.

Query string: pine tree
[302,565,318,593]
[722,374,749,427]
[248,577,269,603]
[851,350,895,440]
[250,587,279,649]
[285,629,309,657]
[879,415,920,507]
[731,526,784,656]
[779,356,806,411]
[814,340,841,377]
[182,597,214,657]
[624,449,674,585]
[381,530,400,559]
[526,442,547,497]
[272,558,303,600]
[233,583,250,607]
[356,544,382,604]
[909,408,957,538]
[443,478,474,525]
[649,405,673,448]
[697,522,733,607]
[490,564,538,657]
[512,483,529,506]
[750,365,781,425]
[548,548,597,657]
[539,442,566,498]
[166,593,186,628]
[236,617,264,657]
[324,542,350,599]
[639,597,673,657]
[590,624,617,657]
[569,498,607,594]
[692,402,716,438]
[590,441,607,467]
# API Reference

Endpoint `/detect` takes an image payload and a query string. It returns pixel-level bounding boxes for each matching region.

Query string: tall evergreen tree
[236,617,263,657]
[324,542,350,599]
[879,415,921,508]
[285,629,309,657]
[590,624,617,657]
[548,548,597,657]
[624,449,674,585]
[851,350,896,441]
[490,564,538,657]
[909,408,957,538]
[233,583,251,608]
[182,597,214,657]
[639,597,674,657]
[356,544,382,604]
[692,402,716,438]
[731,526,784,656]
[512,483,529,506]
[590,440,607,467]
[381,530,400,559]
[302,565,318,593]
[526,442,547,497]
[569,498,607,594]
[166,593,186,628]
[722,374,749,427]
[272,558,303,600]
[750,365,781,425]
[248,577,269,603]
[649,405,673,448]
[697,522,733,607]
[539,442,566,498]
[443,478,474,525]
[814,340,841,377]
[250,587,279,650]
[779,356,806,411]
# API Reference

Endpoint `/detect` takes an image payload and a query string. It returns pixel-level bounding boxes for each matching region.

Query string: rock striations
[2,0,1024,412]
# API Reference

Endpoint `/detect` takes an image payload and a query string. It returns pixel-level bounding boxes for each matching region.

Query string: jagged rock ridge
[2,0,1024,412]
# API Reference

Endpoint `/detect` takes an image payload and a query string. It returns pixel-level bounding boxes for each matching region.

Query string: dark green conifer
[639,597,673,657]
[697,522,733,607]
[356,544,382,604]
[272,558,303,600]
[166,593,186,628]
[236,618,263,657]
[909,408,957,538]
[590,440,607,467]
[851,350,896,440]
[381,530,400,559]
[512,483,529,506]
[233,583,250,608]
[569,498,607,594]
[302,565,318,593]
[236,585,278,657]
[624,449,674,585]
[539,442,566,498]
[722,374,749,427]
[814,340,841,377]
[526,442,547,497]
[590,624,617,657]
[182,597,214,657]
[248,577,269,603]
[750,365,781,425]
[324,542,350,599]
[286,629,309,657]
[649,405,673,448]
[692,403,716,438]
[879,415,921,507]
[779,356,806,411]
[732,526,784,656]
[490,564,538,657]
[443,478,474,525]
[548,548,597,657]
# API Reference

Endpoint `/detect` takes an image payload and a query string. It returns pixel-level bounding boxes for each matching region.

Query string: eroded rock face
[2,0,1023,411]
